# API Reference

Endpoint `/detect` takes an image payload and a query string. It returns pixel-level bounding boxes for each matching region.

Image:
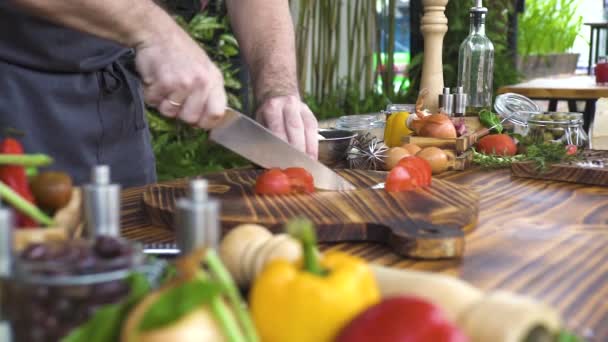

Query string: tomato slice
[284,167,315,193]
[385,165,415,192]
[398,156,432,186]
[255,168,292,195]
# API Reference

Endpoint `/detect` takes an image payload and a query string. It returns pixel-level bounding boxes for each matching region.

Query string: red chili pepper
[0,138,38,228]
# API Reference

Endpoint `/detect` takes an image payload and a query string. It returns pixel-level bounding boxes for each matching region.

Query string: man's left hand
[256,95,319,159]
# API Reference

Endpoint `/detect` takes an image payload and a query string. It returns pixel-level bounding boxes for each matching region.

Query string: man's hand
[135,29,226,129]
[256,95,318,159]
[12,0,227,129]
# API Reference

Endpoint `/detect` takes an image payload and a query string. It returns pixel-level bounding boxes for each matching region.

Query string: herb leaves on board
[479,109,503,134]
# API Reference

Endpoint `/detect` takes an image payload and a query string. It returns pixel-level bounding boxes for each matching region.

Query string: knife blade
[209,108,356,191]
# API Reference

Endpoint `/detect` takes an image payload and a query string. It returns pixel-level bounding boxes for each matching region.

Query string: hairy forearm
[11,0,179,48]
[226,0,299,103]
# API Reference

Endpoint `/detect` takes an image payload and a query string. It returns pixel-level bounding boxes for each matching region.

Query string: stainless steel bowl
[318,129,357,166]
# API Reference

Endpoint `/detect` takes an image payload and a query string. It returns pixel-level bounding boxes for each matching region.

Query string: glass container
[525,112,588,147]
[335,114,386,140]
[457,0,495,116]
[6,237,151,342]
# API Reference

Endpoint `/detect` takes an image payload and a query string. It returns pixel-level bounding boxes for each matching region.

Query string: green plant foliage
[518,0,583,56]
[148,11,249,181]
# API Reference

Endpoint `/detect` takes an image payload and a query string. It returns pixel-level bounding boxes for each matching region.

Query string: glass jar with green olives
[525,112,588,147]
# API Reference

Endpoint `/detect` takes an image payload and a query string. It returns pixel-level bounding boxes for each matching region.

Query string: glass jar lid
[527,112,584,127]
[494,93,542,125]
[384,104,416,113]
[335,114,385,131]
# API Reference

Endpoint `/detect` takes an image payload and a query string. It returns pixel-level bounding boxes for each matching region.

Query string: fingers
[259,100,288,143]
[283,100,306,154]
[301,106,319,159]
[135,38,227,128]
[258,96,319,159]
[199,85,226,129]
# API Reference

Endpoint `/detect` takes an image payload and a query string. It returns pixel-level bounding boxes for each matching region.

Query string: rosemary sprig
[472,149,525,169]
[524,143,579,171]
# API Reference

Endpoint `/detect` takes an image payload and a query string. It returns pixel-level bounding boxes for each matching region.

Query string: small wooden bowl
[13,188,83,252]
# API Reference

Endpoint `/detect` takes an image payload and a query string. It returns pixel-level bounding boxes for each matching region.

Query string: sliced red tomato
[385,165,415,192]
[283,167,315,193]
[398,156,432,186]
[255,168,292,195]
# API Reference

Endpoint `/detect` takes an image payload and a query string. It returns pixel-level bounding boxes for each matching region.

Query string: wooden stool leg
[548,100,558,112]
[583,100,595,133]
[589,28,595,75]
[567,100,578,112]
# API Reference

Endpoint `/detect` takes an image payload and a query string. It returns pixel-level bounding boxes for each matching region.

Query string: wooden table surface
[120,168,608,340]
[498,75,608,100]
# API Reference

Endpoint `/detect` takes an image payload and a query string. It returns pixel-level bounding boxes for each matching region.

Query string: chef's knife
[209,108,356,191]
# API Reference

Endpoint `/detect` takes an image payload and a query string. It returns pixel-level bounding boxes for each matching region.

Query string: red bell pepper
[335,296,468,342]
[0,137,38,227]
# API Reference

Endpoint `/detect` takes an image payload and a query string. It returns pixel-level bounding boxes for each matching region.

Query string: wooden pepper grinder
[420,0,449,113]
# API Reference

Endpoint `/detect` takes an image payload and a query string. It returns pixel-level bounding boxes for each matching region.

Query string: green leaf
[138,278,223,332]
[557,330,585,342]
[479,109,503,134]
[61,273,151,342]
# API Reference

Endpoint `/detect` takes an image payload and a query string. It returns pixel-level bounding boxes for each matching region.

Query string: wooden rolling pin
[219,224,562,342]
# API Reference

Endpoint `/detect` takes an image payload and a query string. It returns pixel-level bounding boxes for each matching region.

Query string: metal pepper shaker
[175,179,221,255]
[438,87,454,116]
[453,86,468,117]
[82,165,121,238]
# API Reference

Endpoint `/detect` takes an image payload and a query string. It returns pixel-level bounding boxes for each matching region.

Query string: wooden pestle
[420,0,449,113]
[219,224,562,342]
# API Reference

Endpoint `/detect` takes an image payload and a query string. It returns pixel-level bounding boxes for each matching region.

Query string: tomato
[477,134,517,156]
[385,165,415,192]
[566,144,577,155]
[255,168,292,195]
[398,156,432,186]
[283,167,315,193]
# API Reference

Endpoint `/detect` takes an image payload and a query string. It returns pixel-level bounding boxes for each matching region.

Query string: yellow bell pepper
[249,219,380,342]
[384,111,412,147]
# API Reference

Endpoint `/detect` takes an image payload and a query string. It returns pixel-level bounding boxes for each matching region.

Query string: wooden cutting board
[511,150,608,186]
[142,169,479,259]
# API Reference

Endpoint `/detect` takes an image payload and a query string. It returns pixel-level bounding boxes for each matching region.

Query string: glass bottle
[457,0,494,117]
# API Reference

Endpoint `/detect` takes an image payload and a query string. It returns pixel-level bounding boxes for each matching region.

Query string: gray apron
[0,4,156,188]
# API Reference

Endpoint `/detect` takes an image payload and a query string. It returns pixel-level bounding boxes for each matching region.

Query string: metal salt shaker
[453,86,468,117]
[82,165,121,238]
[0,206,13,342]
[438,87,454,116]
[175,179,220,255]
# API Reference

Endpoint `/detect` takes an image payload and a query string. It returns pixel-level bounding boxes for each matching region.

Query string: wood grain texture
[141,169,479,259]
[498,75,608,100]
[120,168,608,341]
[512,150,608,186]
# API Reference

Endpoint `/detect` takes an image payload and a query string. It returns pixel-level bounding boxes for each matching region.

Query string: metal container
[82,165,121,238]
[175,179,221,255]
[318,129,357,166]
[438,87,454,116]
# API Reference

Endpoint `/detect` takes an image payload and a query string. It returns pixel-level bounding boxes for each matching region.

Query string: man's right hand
[135,28,227,129]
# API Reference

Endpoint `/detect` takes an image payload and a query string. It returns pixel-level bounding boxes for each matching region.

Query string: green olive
[543,132,554,142]
[551,129,564,138]
[542,114,554,121]
[568,114,580,120]
[30,171,73,212]
[553,113,567,121]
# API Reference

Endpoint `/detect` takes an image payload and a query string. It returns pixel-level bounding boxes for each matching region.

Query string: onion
[418,114,457,139]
